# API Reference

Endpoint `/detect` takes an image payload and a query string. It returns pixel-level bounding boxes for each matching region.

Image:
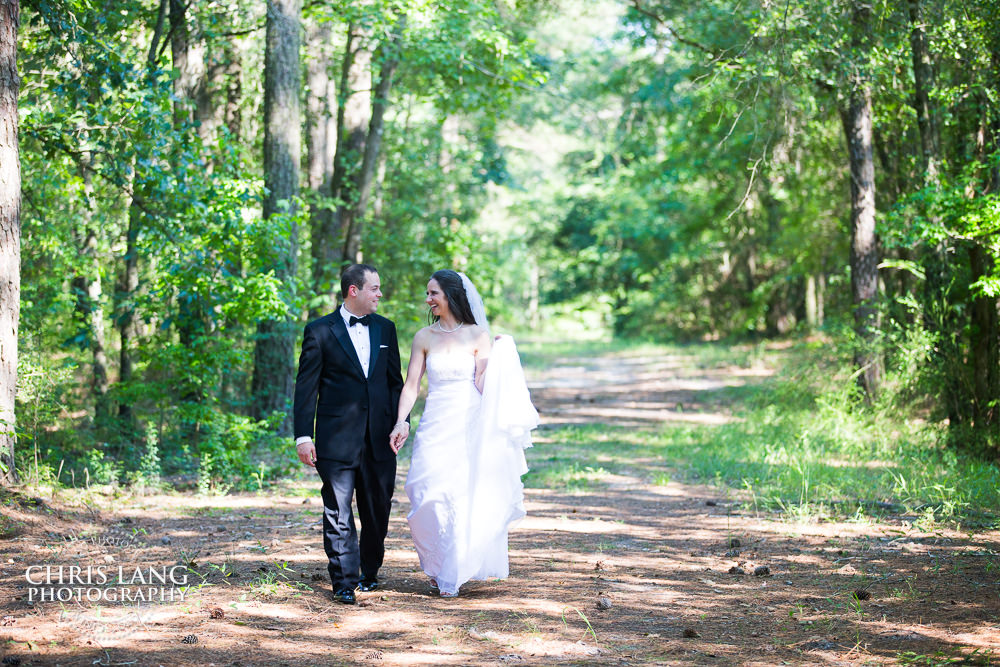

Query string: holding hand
[389,422,410,454]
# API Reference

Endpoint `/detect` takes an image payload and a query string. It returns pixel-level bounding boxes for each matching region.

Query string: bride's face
[425,279,451,319]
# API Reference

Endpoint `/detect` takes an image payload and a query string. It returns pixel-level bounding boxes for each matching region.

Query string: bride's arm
[390,331,428,452]
[474,328,492,393]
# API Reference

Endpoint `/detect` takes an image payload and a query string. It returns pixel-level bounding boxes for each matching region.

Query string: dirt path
[1,346,998,666]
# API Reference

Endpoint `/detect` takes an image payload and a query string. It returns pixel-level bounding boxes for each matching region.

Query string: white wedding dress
[405,338,537,596]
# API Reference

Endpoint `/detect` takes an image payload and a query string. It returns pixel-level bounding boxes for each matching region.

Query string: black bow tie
[349,315,371,327]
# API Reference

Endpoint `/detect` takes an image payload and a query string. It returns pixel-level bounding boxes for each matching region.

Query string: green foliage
[135,422,162,489]
[84,448,120,487]
[524,339,1000,525]
[16,0,296,486]
[492,0,1000,449]
[16,336,76,454]
[13,0,1000,490]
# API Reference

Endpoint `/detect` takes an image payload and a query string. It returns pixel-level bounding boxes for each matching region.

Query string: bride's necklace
[433,320,464,333]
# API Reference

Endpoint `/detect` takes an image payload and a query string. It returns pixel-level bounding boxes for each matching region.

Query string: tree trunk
[968,244,998,429]
[372,150,387,220]
[305,19,337,317]
[305,20,335,193]
[841,2,881,400]
[148,0,168,66]
[116,12,170,429]
[908,0,956,379]
[817,273,825,326]
[805,275,818,329]
[340,18,403,263]
[167,0,204,417]
[0,0,19,485]
[310,23,369,304]
[194,49,216,144]
[967,61,1000,436]
[252,0,301,432]
[169,0,190,128]
[72,157,110,422]
[117,186,140,426]
[223,38,243,140]
[908,0,939,181]
[325,22,371,267]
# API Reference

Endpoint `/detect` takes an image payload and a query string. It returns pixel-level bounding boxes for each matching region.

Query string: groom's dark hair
[341,263,378,298]
[430,270,477,326]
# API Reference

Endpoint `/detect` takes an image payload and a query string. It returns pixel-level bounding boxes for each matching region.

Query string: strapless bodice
[426,351,475,386]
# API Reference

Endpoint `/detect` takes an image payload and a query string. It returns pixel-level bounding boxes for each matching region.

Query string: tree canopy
[7,0,1000,488]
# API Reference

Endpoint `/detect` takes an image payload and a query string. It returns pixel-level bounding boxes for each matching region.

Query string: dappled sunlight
[519,514,645,536]
[525,349,769,429]
[544,404,737,425]
[4,454,996,666]
[2,342,996,665]
[825,458,900,469]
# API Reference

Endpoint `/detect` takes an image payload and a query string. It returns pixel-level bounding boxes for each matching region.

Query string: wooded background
[1,0,998,489]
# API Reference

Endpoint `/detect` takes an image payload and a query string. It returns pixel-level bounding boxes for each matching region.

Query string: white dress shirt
[295,305,372,448]
[340,304,371,377]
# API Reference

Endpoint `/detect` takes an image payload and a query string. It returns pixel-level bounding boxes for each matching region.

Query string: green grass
[524,457,611,491]
[521,338,1000,528]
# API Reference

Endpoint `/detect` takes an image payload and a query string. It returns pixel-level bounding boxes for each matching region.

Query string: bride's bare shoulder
[468,325,492,349]
[412,326,434,344]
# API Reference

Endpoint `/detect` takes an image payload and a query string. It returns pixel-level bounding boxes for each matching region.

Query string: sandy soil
[0,345,997,666]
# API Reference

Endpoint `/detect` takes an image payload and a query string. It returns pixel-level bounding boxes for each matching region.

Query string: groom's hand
[296,440,317,467]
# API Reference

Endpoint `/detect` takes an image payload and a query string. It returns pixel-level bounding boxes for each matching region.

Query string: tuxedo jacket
[292,310,404,463]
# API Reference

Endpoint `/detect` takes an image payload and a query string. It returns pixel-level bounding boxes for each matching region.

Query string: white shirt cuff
[295,436,313,446]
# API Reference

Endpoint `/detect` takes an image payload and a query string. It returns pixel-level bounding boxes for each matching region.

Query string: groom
[293,264,404,604]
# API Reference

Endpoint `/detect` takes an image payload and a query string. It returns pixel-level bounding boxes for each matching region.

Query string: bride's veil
[458,272,490,334]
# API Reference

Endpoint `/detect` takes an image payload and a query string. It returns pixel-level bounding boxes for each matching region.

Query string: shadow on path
[0,344,997,665]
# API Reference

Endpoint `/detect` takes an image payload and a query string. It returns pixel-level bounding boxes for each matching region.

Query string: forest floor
[1,341,999,666]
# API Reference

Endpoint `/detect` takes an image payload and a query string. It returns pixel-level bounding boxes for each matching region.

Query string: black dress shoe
[332,587,356,604]
[358,578,379,593]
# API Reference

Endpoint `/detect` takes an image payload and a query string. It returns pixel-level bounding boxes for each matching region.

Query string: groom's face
[351,271,382,315]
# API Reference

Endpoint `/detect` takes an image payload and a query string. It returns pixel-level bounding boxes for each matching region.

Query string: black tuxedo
[292,308,404,590]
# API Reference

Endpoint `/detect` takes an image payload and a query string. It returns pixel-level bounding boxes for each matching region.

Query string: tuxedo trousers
[315,432,396,590]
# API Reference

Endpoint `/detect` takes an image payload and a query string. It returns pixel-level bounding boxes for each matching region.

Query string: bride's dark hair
[430,269,477,326]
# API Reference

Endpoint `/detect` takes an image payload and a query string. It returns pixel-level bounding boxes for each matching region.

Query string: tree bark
[340,18,403,263]
[116,11,169,428]
[223,38,243,140]
[908,0,939,181]
[968,244,998,428]
[194,49,216,144]
[169,0,190,128]
[967,60,1000,434]
[72,156,110,422]
[168,0,207,133]
[252,0,301,432]
[324,22,371,268]
[310,23,369,304]
[805,275,818,329]
[172,4,206,384]
[0,0,19,484]
[817,273,825,325]
[305,20,335,193]
[117,185,140,425]
[148,0,168,66]
[305,19,337,317]
[841,1,881,400]
[906,0,964,424]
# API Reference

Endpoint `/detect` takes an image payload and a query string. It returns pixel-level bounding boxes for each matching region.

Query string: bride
[389,270,537,598]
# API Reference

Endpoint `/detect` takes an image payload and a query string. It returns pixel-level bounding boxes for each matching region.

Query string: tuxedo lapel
[329,312,366,379]
[368,319,382,375]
